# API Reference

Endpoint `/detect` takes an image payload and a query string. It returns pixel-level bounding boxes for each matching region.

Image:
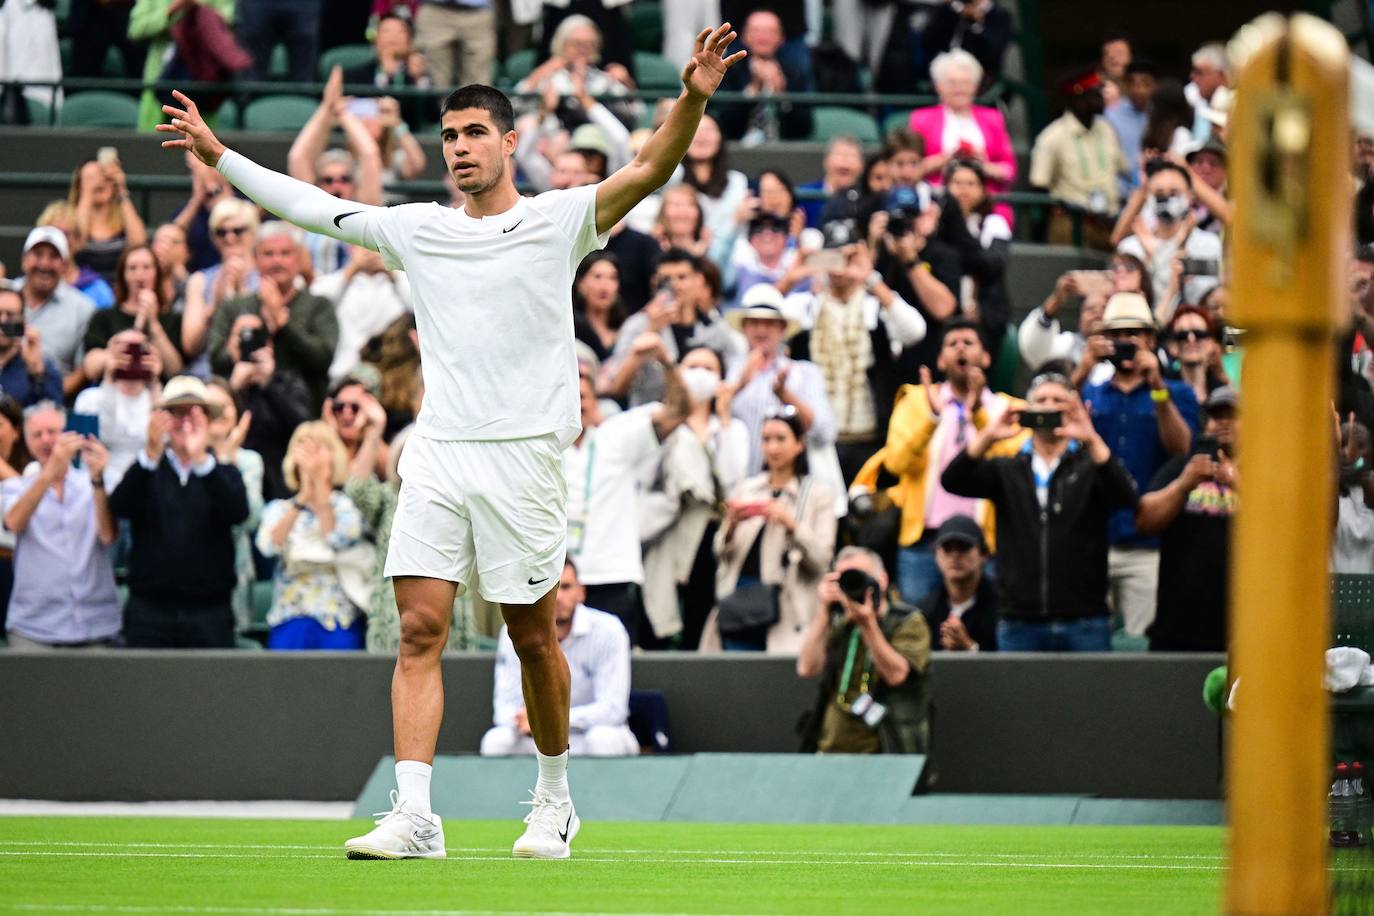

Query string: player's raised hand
[156,90,227,168]
[681,23,748,100]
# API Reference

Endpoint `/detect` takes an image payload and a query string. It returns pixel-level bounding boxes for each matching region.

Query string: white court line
[0,849,1221,870]
[0,840,1227,861]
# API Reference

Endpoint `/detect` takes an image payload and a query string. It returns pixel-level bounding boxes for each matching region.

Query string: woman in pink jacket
[908,49,1016,225]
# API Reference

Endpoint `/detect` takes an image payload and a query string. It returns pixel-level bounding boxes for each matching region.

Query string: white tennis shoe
[344,790,446,860]
[512,790,579,859]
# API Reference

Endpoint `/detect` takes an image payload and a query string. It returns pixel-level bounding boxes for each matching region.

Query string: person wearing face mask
[1112,160,1222,312]
[639,347,749,649]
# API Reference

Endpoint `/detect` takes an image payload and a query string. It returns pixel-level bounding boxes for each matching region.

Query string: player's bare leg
[344,576,455,860]
[502,586,579,858]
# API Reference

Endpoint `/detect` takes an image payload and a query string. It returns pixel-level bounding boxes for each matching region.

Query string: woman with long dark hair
[572,252,627,362]
[703,409,836,653]
[1141,80,1195,158]
[81,243,184,385]
[682,114,750,244]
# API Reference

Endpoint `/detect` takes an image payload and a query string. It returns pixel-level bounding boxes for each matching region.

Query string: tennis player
[158,25,745,860]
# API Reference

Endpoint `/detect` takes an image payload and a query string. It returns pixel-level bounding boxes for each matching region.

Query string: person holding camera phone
[1111,160,1222,313]
[72,329,164,492]
[81,244,185,387]
[1079,292,1197,638]
[223,312,313,502]
[941,372,1137,651]
[1136,385,1238,652]
[796,545,931,754]
[0,286,62,408]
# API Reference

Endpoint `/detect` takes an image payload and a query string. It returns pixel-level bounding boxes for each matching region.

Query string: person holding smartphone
[940,372,1137,651]
[72,329,163,492]
[0,286,62,407]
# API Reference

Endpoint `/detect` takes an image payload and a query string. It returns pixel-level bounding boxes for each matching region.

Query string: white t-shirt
[359,187,608,444]
[563,406,659,586]
[310,268,412,383]
[215,149,608,446]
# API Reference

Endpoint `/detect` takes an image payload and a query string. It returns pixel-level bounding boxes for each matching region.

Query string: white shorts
[385,433,567,605]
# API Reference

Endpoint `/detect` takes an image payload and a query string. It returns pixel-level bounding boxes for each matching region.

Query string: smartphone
[96,146,119,165]
[1020,410,1062,431]
[1191,435,1221,460]
[1107,340,1138,367]
[806,249,847,271]
[1181,258,1220,277]
[1069,270,1113,298]
[238,327,268,360]
[0,318,23,340]
[65,412,99,469]
[113,341,149,381]
[728,498,770,519]
[347,98,380,120]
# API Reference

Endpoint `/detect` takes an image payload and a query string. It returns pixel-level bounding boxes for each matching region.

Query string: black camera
[830,568,880,618]
[0,319,23,340]
[1106,339,1137,367]
[238,326,268,360]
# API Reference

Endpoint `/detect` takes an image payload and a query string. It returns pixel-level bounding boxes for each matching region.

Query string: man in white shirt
[481,558,638,757]
[1114,161,1221,315]
[309,245,412,383]
[157,22,746,861]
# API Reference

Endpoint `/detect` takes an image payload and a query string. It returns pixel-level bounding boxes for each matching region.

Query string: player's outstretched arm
[157,90,383,247]
[593,23,746,234]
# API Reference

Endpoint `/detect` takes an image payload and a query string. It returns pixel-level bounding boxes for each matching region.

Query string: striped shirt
[727,355,837,473]
[492,604,631,732]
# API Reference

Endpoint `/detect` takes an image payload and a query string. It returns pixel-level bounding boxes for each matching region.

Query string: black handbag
[715,479,813,639]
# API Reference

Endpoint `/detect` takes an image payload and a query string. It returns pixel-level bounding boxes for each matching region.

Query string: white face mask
[681,367,721,405]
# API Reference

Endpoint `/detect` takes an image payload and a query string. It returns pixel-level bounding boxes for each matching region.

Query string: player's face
[441,108,515,196]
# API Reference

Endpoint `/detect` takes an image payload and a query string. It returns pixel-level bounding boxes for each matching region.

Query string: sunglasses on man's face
[319,175,354,188]
[1174,328,1210,343]
[332,400,362,416]
[214,225,248,239]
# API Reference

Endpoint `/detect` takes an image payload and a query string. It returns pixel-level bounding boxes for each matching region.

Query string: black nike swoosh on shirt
[528,576,548,586]
[558,812,572,842]
[333,210,363,228]
[502,219,523,234]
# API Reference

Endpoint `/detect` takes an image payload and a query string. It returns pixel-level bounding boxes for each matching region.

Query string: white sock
[395,760,433,815]
[536,749,570,801]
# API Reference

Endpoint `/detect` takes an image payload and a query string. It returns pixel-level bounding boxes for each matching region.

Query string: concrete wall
[0,651,1223,802]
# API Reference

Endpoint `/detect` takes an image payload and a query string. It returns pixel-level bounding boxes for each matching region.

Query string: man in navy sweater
[110,376,250,648]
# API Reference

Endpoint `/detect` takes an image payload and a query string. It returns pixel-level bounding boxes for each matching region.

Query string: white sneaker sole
[344,845,447,860]
[512,814,580,860]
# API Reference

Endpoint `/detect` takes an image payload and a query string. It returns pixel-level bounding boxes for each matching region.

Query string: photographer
[208,222,340,407]
[72,329,162,491]
[1079,293,1198,638]
[224,313,313,501]
[783,220,927,486]
[0,286,62,407]
[871,188,960,376]
[797,546,931,755]
[941,372,1138,651]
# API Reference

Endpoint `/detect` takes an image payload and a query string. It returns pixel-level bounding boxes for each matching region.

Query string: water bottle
[1355,762,1374,846]
[1331,762,1359,848]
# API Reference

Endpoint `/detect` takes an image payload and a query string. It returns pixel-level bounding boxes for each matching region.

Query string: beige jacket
[699,473,837,654]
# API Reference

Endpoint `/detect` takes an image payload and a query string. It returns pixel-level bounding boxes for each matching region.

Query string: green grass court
[0,816,1226,914]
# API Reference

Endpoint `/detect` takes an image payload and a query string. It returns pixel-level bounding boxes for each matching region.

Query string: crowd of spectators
[1,1,1372,739]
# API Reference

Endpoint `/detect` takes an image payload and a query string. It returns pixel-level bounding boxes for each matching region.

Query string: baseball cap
[23,226,69,261]
[569,124,613,158]
[933,514,986,552]
[1101,292,1156,331]
[157,375,222,417]
[820,218,858,249]
[1204,385,1238,413]
[883,184,932,217]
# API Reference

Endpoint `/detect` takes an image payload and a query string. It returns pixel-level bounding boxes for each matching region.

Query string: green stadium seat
[26,96,53,127]
[241,95,319,131]
[882,109,914,139]
[269,44,290,78]
[319,44,377,80]
[808,105,881,143]
[252,581,274,627]
[57,91,139,129]
[502,49,536,85]
[214,98,241,130]
[628,2,663,54]
[633,51,680,90]
[988,323,1018,394]
[101,45,126,77]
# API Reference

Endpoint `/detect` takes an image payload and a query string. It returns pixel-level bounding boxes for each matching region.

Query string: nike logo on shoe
[333,211,363,228]
[413,827,440,842]
[527,576,548,586]
[502,219,523,234]
[558,812,572,842]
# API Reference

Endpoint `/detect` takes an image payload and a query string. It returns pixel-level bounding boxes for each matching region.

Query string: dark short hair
[1125,59,1159,79]
[377,12,414,36]
[1144,158,1193,192]
[940,316,985,347]
[657,248,701,274]
[440,85,514,136]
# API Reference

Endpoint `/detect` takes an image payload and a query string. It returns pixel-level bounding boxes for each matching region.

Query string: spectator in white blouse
[72,328,164,491]
[310,245,412,384]
[480,558,638,757]
[256,421,368,650]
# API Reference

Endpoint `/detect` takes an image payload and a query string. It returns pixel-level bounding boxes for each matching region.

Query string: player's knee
[397,606,447,656]
[480,726,520,756]
[507,622,558,666]
[583,726,637,757]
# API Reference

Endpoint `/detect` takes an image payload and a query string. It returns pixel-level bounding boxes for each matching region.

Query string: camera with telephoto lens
[829,568,880,619]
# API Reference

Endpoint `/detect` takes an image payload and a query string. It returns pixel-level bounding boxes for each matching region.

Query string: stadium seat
[57,91,140,129]
[319,44,377,80]
[25,96,53,127]
[988,323,1019,394]
[808,106,881,143]
[214,99,241,130]
[241,95,319,132]
[628,2,663,54]
[269,44,290,79]
[633,51,680,90]
[882,109,914,139]
[502,49,536,85]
